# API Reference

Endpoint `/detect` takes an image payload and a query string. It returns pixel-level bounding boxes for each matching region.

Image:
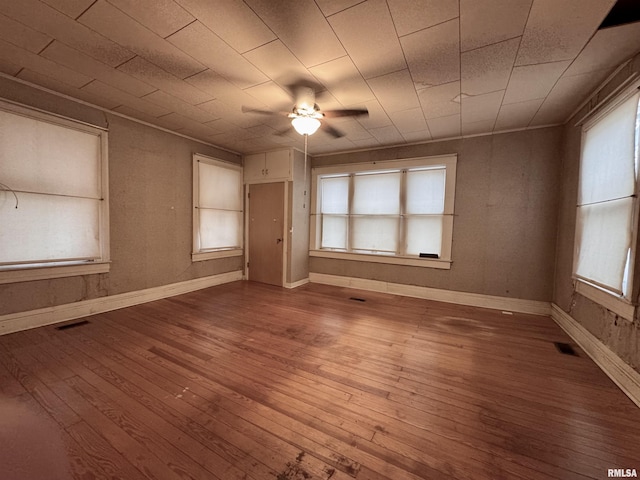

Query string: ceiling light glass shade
[291,116,321,135]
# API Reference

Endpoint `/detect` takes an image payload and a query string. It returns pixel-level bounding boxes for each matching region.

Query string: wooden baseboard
[308,273,551,316]
[551,304,640,408]
[284,278,310,289]
[0,271,243,336]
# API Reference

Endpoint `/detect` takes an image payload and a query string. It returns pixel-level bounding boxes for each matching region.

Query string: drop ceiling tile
[461,38,519,96]
[0,39,92,88]
[494,98,544,130]
[142,90,217,123]
[79,0,205,79]
[460,0,531,51]
[401,18,460,88]
[81,79,172,117]
[0,13,52,53]
[167,21,267,89]
[244,0,345,67]
[369,124,405,144]
[530,68,610,125]
[427,113,460,138]
[502,60,570,105]
[388,0,459,37]
[315,0,362,16]
[367,69,419,113]
[356,99,393,129]
[244,82,292,111]
[388,107,429,133]
[309,56,375,106]
[112,105,168,125]
[103,0,194,38]
[418,81,460,119]
[328,0,406,79]
[243,40,316,87]
[564,21,640,77]
[40,0,95,18]
[174,0,275,53]
[515,0,616,66]
[184,70,246,100]
[461,118,495,135]
[41,41,156,97]
[0,0,134,66]
[401,130,433,143]
[325,119,373,141]
[461,90,503,124]
[350,137,383,149]
[198,99,264,128]
[117,56,211,105]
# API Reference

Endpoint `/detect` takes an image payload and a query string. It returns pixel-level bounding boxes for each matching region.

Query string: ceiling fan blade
[322,123,345,138]
[241,106,289,117]
[322,109,369,118]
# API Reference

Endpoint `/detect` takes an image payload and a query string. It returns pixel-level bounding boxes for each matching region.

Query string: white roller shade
[353,171,400,214]
[198,161,242,210]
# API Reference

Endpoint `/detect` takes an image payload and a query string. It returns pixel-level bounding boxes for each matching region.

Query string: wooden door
[248,182,285,286]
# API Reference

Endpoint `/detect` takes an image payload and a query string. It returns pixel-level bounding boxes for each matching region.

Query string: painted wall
[553,56,640,372]
[0,78,243,317]
[287,148,310,285]
[310,127,562,302]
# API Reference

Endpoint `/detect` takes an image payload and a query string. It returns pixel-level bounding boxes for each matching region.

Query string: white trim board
[308,273,551,316]
[551,304,640,409]
[0,270,243,336]
[285,278,310,289]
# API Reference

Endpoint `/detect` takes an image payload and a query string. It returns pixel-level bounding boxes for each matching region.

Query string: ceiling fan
[243,85,368,138]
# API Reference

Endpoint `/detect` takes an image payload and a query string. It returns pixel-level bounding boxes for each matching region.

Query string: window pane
[321,215,347,249]
[199,161,242,210]
[406,168,445,214]
[352,216,399,252]
[321,176,349,214]
[0,109,101,198]
[575,197,633,294]
[580,93,639,205]
[405,216,443,256]
[198,209,242,250]
[353,172,400,214]
[0,192,100,264]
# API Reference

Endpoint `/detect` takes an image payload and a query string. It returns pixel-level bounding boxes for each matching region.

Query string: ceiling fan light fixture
[291,116,321,135]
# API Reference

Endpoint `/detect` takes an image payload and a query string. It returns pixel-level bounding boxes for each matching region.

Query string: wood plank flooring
[1,280,639,480]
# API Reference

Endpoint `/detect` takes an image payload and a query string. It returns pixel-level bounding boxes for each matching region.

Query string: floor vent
[349,297,366,302]
[554,342,578,356]
[56,320,90,330]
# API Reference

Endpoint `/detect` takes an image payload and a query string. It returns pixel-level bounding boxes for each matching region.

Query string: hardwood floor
[1,280,639,480]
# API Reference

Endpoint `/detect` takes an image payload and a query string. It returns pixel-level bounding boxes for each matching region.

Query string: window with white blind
[192,154,243,261]
[574,86,640,317]
[0,101,109,284]
[310,155,456,269]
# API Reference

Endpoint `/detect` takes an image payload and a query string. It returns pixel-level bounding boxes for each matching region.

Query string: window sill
[0,262,110,285]
[309,250,452,269]
[575,280,635,322]
[192,249,243,262]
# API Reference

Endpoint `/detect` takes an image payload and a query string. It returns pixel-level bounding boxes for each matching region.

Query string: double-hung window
[192,154,243,261]
[574,85,640,320]
[0,101,109,284]
[310,155,456,268]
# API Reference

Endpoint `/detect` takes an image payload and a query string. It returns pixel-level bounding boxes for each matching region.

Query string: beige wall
[0,79,242,317]
[553,56,640,372]
[287,149,310,284]
[311,127,562,302]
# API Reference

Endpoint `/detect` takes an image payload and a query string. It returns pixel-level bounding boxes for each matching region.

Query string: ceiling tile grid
[0,0,636,154]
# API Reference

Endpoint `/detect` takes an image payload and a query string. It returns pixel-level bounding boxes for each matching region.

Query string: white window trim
[192,153,244,262]
[310,155,457,269]
[0,100,110,283]
[572,81,640,320]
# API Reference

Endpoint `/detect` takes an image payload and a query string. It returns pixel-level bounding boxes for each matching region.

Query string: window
[574,86,640,318]
[192,154,243,261]
[310,155,456,269]
[0,101,109,284]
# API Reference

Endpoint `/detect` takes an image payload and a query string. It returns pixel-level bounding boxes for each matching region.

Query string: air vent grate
[349,297,366,302]
[554,342,578,356]
[56,320,90,330]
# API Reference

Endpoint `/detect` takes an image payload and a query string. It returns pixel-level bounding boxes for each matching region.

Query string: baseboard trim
[285,278,310,289]
[308,273,551,316]
[551,304,640,408]
[0,270,243,336]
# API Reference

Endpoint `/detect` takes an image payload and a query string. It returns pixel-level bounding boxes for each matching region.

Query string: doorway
[248,182,285,286]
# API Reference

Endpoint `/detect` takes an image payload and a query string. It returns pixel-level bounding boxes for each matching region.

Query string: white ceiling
[0,0,639,155]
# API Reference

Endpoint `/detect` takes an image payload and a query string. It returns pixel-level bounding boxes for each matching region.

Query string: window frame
[572,82,640,321]
[0,100,110,285]
[192,153,243,262]
[310,155,457,269]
